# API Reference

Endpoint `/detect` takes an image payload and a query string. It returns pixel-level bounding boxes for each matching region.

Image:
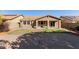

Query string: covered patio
[36,20,57,28]
[34,15,61,29]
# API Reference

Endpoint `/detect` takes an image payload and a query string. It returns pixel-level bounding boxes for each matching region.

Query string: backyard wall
[62,23,79,30]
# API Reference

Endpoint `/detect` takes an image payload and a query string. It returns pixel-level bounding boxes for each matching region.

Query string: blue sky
[0,10,79,17]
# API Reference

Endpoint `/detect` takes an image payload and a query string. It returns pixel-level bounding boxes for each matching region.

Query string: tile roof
[2,14,23,20]
[24,16,42,20]
[2,14,61,21]
[24,15,61,21]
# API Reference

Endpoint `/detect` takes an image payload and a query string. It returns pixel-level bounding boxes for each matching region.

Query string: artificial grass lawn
[7,29,32,35]
[7,28,68,35]
[43,28,68,32]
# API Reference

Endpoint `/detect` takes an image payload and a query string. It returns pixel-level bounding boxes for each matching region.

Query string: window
[52,22,55,26]
[50,21,55,27]
[23,20,26,25]
[27,21,30,25]
[41,21,43,25]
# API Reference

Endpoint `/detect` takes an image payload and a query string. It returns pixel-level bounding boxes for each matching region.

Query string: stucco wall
[36,17,61,29]
[55,20,61,28]
[6,15,61,30]
[59,20,61,28]
[55,21,58,28]
[8,16,24,30]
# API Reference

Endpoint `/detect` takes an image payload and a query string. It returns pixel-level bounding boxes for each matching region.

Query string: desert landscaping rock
[0,31,79,49]
[16,32,79,49]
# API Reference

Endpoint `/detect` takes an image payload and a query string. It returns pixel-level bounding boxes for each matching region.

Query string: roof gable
[3,14,24,20]
[35,15,61,21]
[2,14,60,21]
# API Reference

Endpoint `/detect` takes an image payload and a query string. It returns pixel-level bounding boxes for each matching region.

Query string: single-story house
[1,14,61,31]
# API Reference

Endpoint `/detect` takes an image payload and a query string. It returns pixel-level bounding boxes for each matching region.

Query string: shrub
[43,27,51,32]
[75,26,79,31]
[54,29,63,32]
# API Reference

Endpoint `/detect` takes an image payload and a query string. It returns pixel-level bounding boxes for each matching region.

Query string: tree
[0,15,3,25]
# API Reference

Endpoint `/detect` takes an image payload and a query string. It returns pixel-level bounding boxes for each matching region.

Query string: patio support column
[47,20,50,28]
[57,20,61,28]
[36,20,38,28]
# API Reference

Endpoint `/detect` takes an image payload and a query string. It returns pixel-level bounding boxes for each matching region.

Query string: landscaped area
[7,28,69,35]
[7,29,32,35]
[0,28,79,49]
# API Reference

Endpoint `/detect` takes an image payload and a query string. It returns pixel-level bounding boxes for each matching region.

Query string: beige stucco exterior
[35,16,61,29]
[7,15,24,30]
[3,15,61,31]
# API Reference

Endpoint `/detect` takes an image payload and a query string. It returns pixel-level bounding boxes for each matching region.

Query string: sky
[0,10,79,17]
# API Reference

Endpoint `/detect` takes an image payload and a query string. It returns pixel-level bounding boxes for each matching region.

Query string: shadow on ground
[16,32,79,49]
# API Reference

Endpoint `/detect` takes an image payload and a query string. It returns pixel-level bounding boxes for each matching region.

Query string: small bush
[75,26,79,31]
[43,27,51,32]
[54,29,64,32]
